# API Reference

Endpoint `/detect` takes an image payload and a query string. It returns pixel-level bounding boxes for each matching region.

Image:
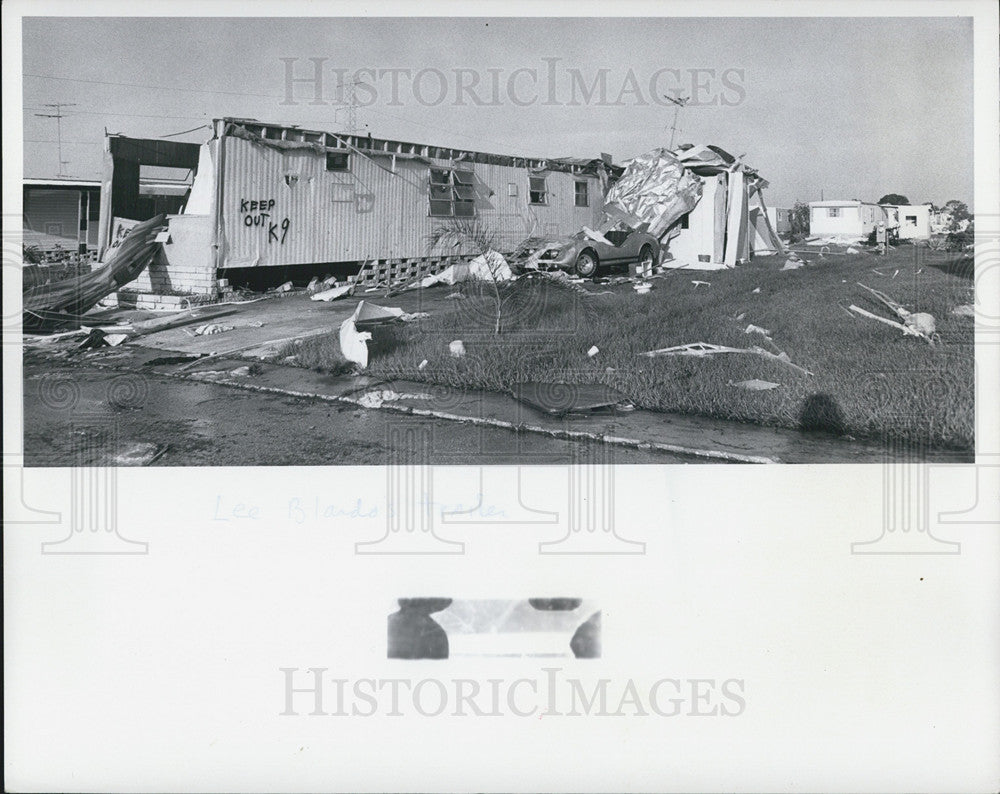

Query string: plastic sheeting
[603,148,704,239]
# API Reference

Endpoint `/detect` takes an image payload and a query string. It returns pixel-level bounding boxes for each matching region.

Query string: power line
[23,73,526,155]
[25,105,212,122]
[25,72,279,99]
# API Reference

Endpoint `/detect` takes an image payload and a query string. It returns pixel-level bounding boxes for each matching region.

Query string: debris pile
[23,214,167,327]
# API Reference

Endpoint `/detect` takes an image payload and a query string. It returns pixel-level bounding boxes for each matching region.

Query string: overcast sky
[22,15,974,208]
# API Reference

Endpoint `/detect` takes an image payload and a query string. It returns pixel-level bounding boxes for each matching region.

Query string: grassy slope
[290,246,975,449]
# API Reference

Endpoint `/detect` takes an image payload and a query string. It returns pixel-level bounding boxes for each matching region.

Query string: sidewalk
[93,342,968,464]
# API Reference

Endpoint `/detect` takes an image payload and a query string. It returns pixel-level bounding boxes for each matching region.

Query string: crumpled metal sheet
[603,148,704,238]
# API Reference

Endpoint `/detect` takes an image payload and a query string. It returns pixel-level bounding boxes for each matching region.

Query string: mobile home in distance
[97,118,611,296]
[887,204,932,240]
[808,199,888,241]
[767,206,792,237]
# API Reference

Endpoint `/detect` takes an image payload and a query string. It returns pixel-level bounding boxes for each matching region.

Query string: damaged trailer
[95,118,614,298]
[604,143,784,270]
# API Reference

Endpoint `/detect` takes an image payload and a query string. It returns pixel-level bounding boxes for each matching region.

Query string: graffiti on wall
[239,198,290,244]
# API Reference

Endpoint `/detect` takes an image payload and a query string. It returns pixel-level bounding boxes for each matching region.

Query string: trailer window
[529,176,548,205]
[429,168,475,217]
[574,181,589,207]
[326,151,350,171]
[827,207,841,218]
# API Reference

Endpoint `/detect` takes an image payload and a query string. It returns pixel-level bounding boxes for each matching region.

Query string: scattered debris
[587,345,600,357]
[691,280,711,288]
[112,442,167,467]
[22,214,166,326]
[191,323,234,336]
[306,276,322,294]
[845,246,860,254]
[752,287,761,294]
[582,227,614,246]
[311,283,354,302]
[745,324,772,337]
[449,340,466,358]
[513,382,633,416]
[418,359,429,370]
[357,390,433,409]
[339,318,373,368]
[782,255,806,270]
[145,354,205,366]
[730,379,780,391]
[951,304,975,317]
[852,283,937,344]
[77,328,129,350]
[640,341,813,376]
[445,292,465,300]
[633,282,652,294]
[273,281,293,293]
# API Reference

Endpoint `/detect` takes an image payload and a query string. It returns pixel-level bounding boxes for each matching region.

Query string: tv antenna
[664,94,689,150]
[35,102,76,177]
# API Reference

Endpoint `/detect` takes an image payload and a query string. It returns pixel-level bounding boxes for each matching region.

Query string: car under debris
[525,227,660,278]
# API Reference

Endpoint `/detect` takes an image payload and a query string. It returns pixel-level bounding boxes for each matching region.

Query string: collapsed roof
[602,144,783,267]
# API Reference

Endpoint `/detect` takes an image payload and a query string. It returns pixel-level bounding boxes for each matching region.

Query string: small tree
[878,193,910,206]
[427,219,517,336]
[789,201,810,242]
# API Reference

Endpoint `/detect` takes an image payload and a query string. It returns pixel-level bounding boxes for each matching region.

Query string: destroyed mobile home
[20,117,973,459]
[30,117,784,317]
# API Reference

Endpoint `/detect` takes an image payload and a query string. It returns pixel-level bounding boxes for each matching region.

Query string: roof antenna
[664,94,689,150]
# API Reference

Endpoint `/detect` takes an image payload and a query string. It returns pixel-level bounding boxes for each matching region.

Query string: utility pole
[664,94,690,150]
[34,102,76,177]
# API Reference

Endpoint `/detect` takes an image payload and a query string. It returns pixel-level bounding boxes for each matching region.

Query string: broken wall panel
[218,131,604,269]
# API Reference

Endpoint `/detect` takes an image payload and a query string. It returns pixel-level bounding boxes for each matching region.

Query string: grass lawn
[288,245,975,450]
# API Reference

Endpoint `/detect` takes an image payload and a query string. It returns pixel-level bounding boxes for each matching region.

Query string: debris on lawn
[744,324,772,337]
[850,283,938,344]
[112,442,167,467]
[306,276,322,294]
[449,340,466,358]
[513,382,633,416]
[633,282,652,294]
[587,345,600,357]
[752,287,761,294]
[273,281,294,293]
[951,304,975,317]
[311,283,354,302]
[418,359,429,370]
[846,247,860,254]
[730,379,780,391]
[782,253,807,270]
[640,341,813,376]
[691,280,710,288]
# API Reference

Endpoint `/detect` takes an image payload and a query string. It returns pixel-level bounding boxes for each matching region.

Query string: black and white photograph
[13,11,983,466]
[4,1,999,792]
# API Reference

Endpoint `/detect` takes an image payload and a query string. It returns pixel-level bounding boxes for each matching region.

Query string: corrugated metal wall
[218,136,604,268]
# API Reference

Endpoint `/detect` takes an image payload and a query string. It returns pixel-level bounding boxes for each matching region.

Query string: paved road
[22,357,686,466]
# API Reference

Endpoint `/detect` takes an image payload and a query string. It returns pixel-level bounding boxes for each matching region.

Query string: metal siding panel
[220,137,605,267]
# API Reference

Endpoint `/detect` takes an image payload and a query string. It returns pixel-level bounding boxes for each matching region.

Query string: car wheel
[638,245,655,273]
[574,250,598,278]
